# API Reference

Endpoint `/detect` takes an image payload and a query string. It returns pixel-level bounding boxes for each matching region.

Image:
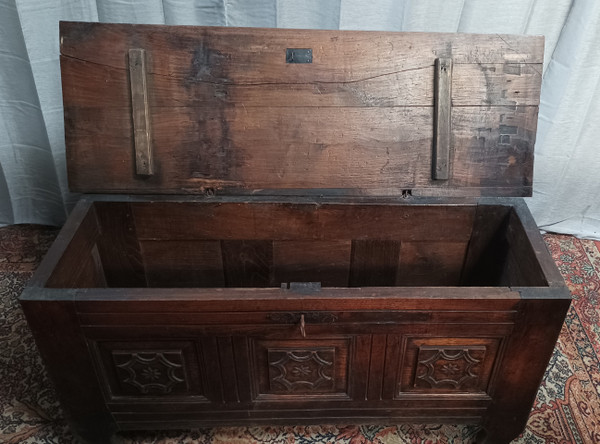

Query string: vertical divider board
[60,22,543,197]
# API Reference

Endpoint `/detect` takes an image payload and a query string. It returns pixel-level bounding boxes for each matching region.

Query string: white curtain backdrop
[1,0,599,238]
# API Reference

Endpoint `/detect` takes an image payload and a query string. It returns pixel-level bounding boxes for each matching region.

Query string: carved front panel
[93,340,208,401]
[268,348,335,393]
[414,346,485,391]
[252,338,350,400]
[112,350,186,395]
[397,337,501,397]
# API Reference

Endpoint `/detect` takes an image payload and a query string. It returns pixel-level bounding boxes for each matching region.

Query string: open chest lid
[60,21,543,197]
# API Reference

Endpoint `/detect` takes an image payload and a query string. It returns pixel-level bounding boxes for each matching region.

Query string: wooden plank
[217,337,240,403]
[94,202,147,287]
[232,337,253,403]
[69,244,107,288]
[221,240,273,287]
[60,22,542,197]
[460,204,512,286]
[453,63,541,107]
[511,200,566,287]
[199,337,224,403]
[499,210,548,287]
[382,335,403,400]
[273,240,351,287]
[28,199,95,287]
[349,240,401,287]
[65,105,537,195]
[60,23,544,77]
[433,58,452,180]
[46,205,101,288]
[78,309,517,327]
[61,56,541,108]
[396,241,469,286]
[128,49,154,176]
[132,203,476,242]
[367,335,387,401]
[71,287,521,313]
[350,335,371,401]
[140,240,225,287]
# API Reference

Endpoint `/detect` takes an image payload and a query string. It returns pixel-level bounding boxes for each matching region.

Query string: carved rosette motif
[268,348,335,393]
[114,351,186,395]
[415,347,484,390]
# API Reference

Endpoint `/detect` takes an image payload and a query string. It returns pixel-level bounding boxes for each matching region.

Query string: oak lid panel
[60,21,543,196]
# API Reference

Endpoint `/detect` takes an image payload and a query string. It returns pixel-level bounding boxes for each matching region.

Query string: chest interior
[46,199,547,289]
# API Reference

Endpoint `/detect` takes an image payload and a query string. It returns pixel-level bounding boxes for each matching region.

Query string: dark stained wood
[349,240,400,286]
[499,209,548,287]
[478,296,570,443]
[460,204,512,285]
[216,336,240,403]
[70,244,107,288]
[132,202,477,242]
[398,336,502,396]
[232,336,253,403]
[382,334,403,400]
[28,198,95,287]
[396,241,468,286]
[367,335,387,401]
[60,22,542,197]
[273,240,351,287]
[94,202,147,287]
[77,309,518,328]
[222,240,273,287]
[433,58,452,180]
[511,198,565,287]
[199,336,225,403]
[45,204,101,288]
[140,240,225,287]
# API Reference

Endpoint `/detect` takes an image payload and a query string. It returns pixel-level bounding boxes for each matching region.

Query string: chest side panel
[60,22,543,196]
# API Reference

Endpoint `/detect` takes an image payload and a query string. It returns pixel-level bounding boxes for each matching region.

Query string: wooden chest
[20,22,570,443]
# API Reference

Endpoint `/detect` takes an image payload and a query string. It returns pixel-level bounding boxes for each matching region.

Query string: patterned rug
[1,225,599,443]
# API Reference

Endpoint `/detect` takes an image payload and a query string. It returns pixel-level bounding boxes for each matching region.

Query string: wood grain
[45,205,101,288]
[433,58,452,180]
[140,240,225,287]
[273,240,351,287]
[131,202,477,242]
[60,22,542,197]
[94,202,147,287]
[396,241,468,286]
[222,240,273,287]
[349,240,401,287]
[128,49,154,176]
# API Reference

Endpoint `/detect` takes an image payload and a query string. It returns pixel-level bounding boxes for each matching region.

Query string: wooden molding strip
[433,58,452,180]
[128,48,154,176]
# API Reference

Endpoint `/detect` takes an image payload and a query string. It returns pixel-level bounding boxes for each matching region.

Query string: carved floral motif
[415,347,484,390]
[114,351,185,395]
[268,349,335,392]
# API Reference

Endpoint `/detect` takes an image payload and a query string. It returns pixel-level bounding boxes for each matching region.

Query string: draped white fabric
[1,0,599,238]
